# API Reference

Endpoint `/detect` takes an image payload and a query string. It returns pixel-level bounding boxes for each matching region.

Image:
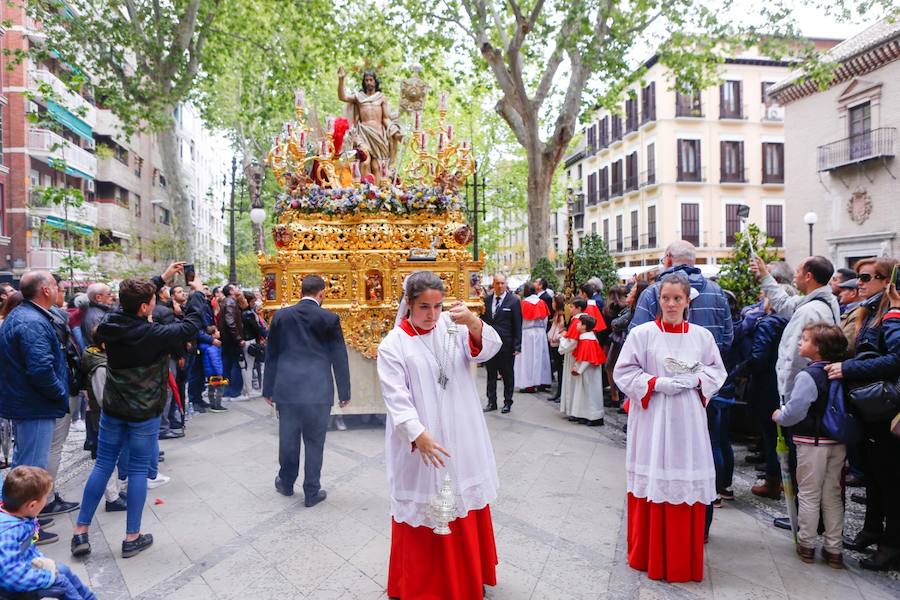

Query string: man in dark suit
[534,278,554,313]
[263,275,350,507]
[482,274,522,414]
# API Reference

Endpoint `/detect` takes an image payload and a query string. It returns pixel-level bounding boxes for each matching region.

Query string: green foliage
[717,224,780,309]
[574,235,618,293]
[531,257,560,292]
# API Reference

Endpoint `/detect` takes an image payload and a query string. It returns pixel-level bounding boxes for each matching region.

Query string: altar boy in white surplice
[377,271,503,600]
[514,282,552,392]
[613,272,726,583]
[567,313,606,426]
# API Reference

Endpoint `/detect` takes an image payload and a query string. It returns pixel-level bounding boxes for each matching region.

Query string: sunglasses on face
[857,273,885,283]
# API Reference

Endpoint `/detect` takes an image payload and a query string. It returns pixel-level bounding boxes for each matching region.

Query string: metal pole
[808,224,813,256]
[473,171,480,262]
[228,156,237,283]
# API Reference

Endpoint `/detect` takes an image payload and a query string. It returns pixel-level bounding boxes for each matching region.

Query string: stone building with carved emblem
[769,19,899,267]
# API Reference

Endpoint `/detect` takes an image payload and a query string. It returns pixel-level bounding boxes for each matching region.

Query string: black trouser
[277,403,331,499]
[550,346,564,397]
[485,344,515,406]
[862,426,900,546]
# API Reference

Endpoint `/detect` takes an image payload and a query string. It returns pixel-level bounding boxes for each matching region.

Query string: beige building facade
[557,50,812,269]
[769,20,899,268]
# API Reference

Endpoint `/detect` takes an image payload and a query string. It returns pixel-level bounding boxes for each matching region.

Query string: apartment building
[769,19,899,267]
[0,2,227,282]
[555,47,836,269]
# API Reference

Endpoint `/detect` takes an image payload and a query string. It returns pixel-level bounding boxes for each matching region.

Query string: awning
[44,215,93,236]
[47,157,94,181]
[111,230,131,240]
[617,265,656,281]
[46,99,93,143]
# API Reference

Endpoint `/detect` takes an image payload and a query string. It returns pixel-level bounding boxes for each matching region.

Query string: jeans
[44,563,97,600]
[77,413,160,535]
[707,399,734,492]
[187,352,207,406]
[1,419,56,500]
[48,395,80,492]
[223,345,244,397]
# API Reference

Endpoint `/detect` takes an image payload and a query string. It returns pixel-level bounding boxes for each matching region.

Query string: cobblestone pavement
[24,372,900,600]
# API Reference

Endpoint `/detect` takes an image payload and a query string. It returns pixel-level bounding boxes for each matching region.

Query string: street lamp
[464,164,487,262]
[564,189,576,299]
[249,207,266,226]
[803,211,818,256]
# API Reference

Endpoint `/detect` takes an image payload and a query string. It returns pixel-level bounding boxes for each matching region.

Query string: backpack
[808,362,863,444]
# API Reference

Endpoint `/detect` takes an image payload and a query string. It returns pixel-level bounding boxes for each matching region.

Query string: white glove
[654,377,683,396]
[672,374,700,389]
[32,556,57,579]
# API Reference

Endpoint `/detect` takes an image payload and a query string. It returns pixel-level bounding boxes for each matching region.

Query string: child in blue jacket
[199,325,228,413]
[0,466,96,599]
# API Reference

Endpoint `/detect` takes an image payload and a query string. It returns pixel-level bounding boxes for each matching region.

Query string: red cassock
[627,494,706,583]
[585,300,607,331]
[520,298,550,321]
[388,506,498,599]
[573,335,606,366]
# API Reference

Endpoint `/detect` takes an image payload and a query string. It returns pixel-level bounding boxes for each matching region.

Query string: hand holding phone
[184,263,195,283]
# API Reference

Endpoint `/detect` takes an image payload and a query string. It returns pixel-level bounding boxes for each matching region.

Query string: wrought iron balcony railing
[817,127,896,172]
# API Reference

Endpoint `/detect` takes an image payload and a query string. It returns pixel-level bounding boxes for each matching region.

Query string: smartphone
[891,263,898,287]
[184,263,195,283]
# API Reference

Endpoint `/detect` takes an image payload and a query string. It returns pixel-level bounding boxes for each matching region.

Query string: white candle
[439,91,448,111]
[294,89,305,108]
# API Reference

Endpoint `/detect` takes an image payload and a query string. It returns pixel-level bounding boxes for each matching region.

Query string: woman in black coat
[825,257,900,571]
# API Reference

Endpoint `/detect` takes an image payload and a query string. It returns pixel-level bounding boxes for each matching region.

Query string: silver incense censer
[429,473,457,535]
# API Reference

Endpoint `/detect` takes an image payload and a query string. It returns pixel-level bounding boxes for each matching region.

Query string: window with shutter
[720,141,745,182]
[677,140,701,181]
[720,81,743,119]
[611,160,623,197]
[762,143,784,183]
[599,167,609,201]
[603,219,610,248]
[676,84,702,117]
[630,210,639,250]
[647,206,657,248]
[681,203,700,246]
[626,152,638,191]
[615,215,624,252]
[766,205,784,247]
[725,204,741,246]
[599,117,609,148]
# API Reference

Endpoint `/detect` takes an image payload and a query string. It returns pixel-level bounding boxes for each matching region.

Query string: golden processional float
[259,69,484,414]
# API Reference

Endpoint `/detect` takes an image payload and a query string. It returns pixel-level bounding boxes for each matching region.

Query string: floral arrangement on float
[273,183,465,216]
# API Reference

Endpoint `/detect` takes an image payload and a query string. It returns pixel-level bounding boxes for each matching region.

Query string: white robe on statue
[377,313,502,527]
[614,320,726,505]
[514,295,552,389]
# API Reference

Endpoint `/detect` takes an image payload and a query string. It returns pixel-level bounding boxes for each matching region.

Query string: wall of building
[780,61,900,267]
[558,52,793,268]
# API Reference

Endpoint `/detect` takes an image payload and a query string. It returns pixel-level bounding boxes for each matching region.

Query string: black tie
[494,295,501,317]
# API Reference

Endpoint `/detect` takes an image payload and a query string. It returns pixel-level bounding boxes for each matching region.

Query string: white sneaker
[334,415,347,431]
[147,473,171,489]
[70,420,86,432]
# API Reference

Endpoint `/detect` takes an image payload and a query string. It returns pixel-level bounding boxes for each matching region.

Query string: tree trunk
[157,114,195,261]
[525,148,555,270]
[241,152,265,254]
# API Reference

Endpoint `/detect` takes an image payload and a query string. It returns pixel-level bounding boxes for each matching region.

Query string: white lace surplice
[514,323,552,389]
[377,313,502,527]
[614,321,726,505]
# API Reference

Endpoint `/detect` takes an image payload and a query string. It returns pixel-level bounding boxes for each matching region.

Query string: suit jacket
[262,298,350,405]
[483,292,522,352]
[538,291,553,313]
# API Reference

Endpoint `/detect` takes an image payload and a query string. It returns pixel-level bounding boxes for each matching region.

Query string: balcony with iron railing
[625,173,639,192]
[599,188,609,203]
[28,69,97,128]
[817,128,896,172]
[640,169,657,188]
[615,237,624,253]
[719,103,748,121]
[574,214,585,231]
[676,166,706,183]
[720,167,748,184]
[640,232,658,250]
[675,100,703,118]
[611,119,623,142]
[28,129,97,178]
[626,112,639,135]
[610,180,624,198]
[762,169,784,184]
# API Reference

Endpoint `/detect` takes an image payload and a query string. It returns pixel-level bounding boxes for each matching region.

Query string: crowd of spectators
[0,262,269,596]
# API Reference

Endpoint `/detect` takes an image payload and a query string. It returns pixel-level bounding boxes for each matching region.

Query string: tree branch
[488,0,509,49]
